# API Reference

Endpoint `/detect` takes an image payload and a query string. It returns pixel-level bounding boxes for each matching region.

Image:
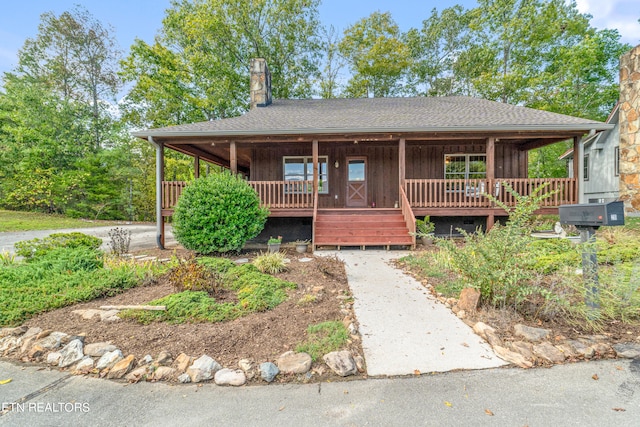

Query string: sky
[0,0,638,77]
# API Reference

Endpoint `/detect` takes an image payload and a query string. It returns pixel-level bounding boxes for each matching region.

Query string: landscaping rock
[107,355,136,379]
[22,327,42,339]
[514,324,551,342]
[125,366,149,382]
[58,339,84,368]
[276,351,312,375]
[323,351,357,377]
[214,368,246,386]
[172,353,193,373]
[533,342,565,363]
[348,323,358,335]
[456,310,467,319]
[138,355,153,366]
[510,341,534,359]
[0,325,28,337]
[99,310,121,322]
[72,309,102,320]
[186,355,221,383]
[260,362,279,382]
[484,330,503,348]
[178,373,191,384]
[234,258,249,264]
[84,342,117,357]
[238,359,255,379]
[299,257,313,263]
[457,288,480,312]
[0,336,19,355]
[47,352,62,365]
[613,343,640,359]
[152,366,177,381]
[555,343,577,359]
[96,349,124,370]
[493,345,533,368]
[27,345,46,360]
[37,332,69,350]
[472,322,496,340]
[354,355,365,373]
[75,357,95,374]
[566,340,595,359]
[154,351,173,367]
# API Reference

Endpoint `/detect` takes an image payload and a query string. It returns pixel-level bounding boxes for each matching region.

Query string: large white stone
[323,351,357,377]
[84,342,117,357]
[37,332,69,350]
[96,349,124,370]
[186,355,222,383]
[58,339,84,368]
[214,368,246,386]
[276,351,312,374]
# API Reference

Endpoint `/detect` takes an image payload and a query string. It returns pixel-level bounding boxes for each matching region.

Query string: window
[283,156,328,193]
[615,146,620,176]
[444,154,487,194]
[583,154,589,181]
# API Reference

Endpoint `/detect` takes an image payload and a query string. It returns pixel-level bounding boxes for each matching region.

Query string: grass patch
[0,247,157,327]
[123,259,297,324]
[295,321,349,361]
[0,209,119,232]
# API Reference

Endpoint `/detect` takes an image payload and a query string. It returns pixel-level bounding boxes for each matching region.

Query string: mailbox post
[559,201,625,314]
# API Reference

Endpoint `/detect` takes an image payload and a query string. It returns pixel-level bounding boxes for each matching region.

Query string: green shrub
[296,321,350,361]
[14,232,102,260]
[0,247,150,326]
[172,173,269,254]
[253,251,287,274]
[438,183,556,309]
[197,257,235,273]
[226,264,296,311]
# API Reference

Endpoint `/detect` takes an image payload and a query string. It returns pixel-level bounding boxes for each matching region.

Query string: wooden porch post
[312,140,319,195]
[230,141,237,174]
[573,136,582,203]
[486,137,496,230]
[398,138,406,188]
[194,155,200,179]
[156,142,165,249]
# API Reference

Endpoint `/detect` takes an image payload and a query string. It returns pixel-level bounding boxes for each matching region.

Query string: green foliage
[0,247,152,326]
[414,216,435,237]
[125,259,296,324]
[0,251,17,266]
[253,252,287,274]
[120,0,321,127]
[339,11,411,97]
[172,173,268,254]
[437,183,554,308]
[295,321,350,361]
[14,232,102,260]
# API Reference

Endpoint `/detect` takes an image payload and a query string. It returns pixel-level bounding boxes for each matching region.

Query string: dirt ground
[23,248,363,382]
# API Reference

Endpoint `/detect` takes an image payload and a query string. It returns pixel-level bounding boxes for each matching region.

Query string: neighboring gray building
[561,105,620,203]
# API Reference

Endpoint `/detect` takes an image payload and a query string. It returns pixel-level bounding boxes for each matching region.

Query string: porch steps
[314,209,413,249]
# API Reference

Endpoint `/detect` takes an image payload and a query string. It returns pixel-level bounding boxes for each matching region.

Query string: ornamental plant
[172,172,269,254]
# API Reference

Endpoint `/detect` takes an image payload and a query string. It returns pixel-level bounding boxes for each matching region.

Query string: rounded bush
[172,173,269,254]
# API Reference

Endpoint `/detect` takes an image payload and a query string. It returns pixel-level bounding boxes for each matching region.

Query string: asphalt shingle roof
[134,96,609,138]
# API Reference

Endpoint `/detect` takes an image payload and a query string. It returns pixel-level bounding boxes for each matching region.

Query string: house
[559,44,640,213]
[560,105,620,204]
[133,58,611,250]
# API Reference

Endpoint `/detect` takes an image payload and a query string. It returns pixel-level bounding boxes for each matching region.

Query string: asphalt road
[0,224,175,254]
[0,358,639,426]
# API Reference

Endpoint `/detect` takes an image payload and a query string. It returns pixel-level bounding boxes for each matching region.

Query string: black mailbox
[559,201,625,227]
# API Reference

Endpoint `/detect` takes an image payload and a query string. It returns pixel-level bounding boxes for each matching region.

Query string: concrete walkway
[325,250,507,376]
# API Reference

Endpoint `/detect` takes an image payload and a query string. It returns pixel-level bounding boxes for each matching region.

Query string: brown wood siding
[250,142,399,208]
[405,141,527,179]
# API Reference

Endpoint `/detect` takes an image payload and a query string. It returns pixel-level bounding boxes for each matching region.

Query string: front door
[346,156,367,207]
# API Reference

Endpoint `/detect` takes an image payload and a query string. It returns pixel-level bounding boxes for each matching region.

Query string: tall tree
[120,0,322,128]
[338,11,412,98]
[317,25,345,99]
[405,6,472,96]
[0,7,126,217]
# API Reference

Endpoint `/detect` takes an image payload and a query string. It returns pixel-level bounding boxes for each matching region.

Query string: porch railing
[399,185,416,248]
[405,178,577,209]
[249,181,314,209]
[161,180,315,211]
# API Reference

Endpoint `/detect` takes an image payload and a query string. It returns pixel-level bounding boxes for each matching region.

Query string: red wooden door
[346,157,367,207]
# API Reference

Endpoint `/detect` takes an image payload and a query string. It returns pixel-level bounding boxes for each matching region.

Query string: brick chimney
[619,45,640,213]
[250,58,272,109]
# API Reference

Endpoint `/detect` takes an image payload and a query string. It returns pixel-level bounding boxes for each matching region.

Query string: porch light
[334,161,339,168]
